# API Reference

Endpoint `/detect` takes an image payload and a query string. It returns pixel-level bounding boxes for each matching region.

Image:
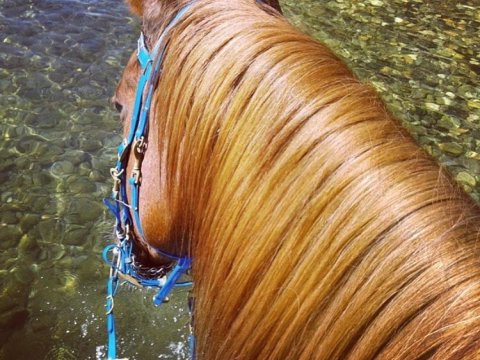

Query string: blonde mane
[117,0,480,358]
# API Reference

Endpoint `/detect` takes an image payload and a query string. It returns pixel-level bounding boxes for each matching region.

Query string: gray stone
[69,178,96,194]
[38,219,64,243]
[63,225,88,246]
[0,226,22,250]
[89,170,104,182]
[80,138,102,152]
[438,142,464,156]
[50,160,75,177]
[18,234,39,255]
[78,162,92,176]
[11,265,35,285]
[32,172,54,187]
[19,214,40,233]
[68,198,104,223]
[1,211,18,225]
[62,150,89,166]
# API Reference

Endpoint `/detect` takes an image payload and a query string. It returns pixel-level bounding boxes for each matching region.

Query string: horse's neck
[151,2,480,358]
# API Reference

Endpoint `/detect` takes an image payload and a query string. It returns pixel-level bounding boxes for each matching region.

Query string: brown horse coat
[114,1,480,358]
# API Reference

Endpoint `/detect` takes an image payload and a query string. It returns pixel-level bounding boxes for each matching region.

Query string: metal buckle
[110,168,124,195]
[132,137,147,184]
[106,295,114,315]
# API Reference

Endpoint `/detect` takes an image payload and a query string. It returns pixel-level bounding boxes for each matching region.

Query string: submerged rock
[63,225,89,246]
[438,142,464,156]
[69,178,96,194]
[18,233,40,258]
[68,197,104,224]
[0,308,29,330]
[50,160,75,177]
[19,214,41,233]
[0,226,22,250]
[37,219,64,243]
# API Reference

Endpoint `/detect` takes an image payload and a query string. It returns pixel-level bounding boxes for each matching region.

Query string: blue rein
[103,3,195,360]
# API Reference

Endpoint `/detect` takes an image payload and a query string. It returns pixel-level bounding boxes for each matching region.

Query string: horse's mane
[134,0,480,358]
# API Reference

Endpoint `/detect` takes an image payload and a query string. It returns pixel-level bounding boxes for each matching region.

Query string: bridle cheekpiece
[102,3,195,360]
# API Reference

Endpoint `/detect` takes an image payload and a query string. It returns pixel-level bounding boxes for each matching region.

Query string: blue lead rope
[103,3,196,360]
[103,233,192,360]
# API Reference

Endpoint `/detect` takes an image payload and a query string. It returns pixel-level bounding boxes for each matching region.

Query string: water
[0,0,478,359]
[0,0,190,359]
[282,0,480,201]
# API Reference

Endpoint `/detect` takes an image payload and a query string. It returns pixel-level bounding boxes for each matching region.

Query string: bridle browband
[102,1,272,359]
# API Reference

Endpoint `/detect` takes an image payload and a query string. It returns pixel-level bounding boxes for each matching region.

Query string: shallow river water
[0,0,478,359]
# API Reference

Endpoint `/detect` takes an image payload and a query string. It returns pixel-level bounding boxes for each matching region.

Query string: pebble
[438,142,464,156]
[79,137,102,152]
[467,100,480,110]
[11,265,35,285]
[437,116,460,130]
[13,135,45,155]
[89,170,104,182]
[0,226,22,250]
[425,102,440,111]
[32,172,54,186]
[63,225,89,246]
[69,178,96,194]
[68,198,104,223]
[50,160,75,177]
[78,162,92,177]
[38,219,64,243]
[1,211,18,225]
[62,150,89,166]
[456,172,477,187]
[18,233,40,255]
[465,151,480,160]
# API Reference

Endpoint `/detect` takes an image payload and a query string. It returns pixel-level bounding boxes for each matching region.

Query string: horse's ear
[126,0,144,16]
[260,0,282,14]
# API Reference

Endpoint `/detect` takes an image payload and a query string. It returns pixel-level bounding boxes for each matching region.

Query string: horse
[111,0,480,358]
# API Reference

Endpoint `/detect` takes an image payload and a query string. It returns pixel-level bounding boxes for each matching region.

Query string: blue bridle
[103,3,195,360]
[102,1,275,359]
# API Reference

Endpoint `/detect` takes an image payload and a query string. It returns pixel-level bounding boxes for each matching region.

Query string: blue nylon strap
[189,335,195,360]
[153,257,192,306]
[129,177,146,239]
[106,262,118,360]
[137,33,153,68]
[107,313,116,360]
[126,65,152,146]
[104,2,196,359]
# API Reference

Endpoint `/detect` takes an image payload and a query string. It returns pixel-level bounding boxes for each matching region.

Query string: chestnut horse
[112,0,480,358]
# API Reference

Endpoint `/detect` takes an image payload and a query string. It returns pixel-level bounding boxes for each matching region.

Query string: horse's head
[112,0,283,266]
[113,51,176,266]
